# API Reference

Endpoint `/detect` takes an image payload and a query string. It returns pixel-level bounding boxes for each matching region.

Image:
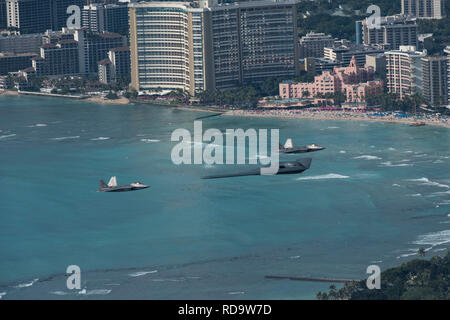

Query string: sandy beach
[0,90,19,96]
[223,109,450,129]
[86,96,130,105]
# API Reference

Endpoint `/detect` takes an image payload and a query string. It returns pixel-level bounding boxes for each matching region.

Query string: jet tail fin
[297,158,312,169]
[99,179,108,189]
[284,138,293,149]
[108,176,118,187]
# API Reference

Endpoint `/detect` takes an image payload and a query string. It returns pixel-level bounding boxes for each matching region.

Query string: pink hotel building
[279,56,383,104]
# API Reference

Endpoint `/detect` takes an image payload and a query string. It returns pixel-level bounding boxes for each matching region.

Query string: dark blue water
[0,95,449,299]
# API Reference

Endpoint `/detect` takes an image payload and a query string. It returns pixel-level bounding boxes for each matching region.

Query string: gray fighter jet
[202,158,312,179]
[98,176,149,192]
[279,139,325,154]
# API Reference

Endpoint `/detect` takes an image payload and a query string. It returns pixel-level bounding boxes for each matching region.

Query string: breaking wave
[407,178,449,188]
[296,173,349,181]
[27,123,47,127]
[128,270,158,277]
[413,229,450,248]
[0,134,16,139]
[50,136,80,141]
[381,161,413,167]
[14,278,39,288]
[91,137,110,141]
[140,139,160,143]
[78,289,112,296]
[353,155,381,160]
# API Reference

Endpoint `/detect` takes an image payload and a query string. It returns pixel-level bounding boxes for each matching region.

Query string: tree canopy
[317,252,450,300]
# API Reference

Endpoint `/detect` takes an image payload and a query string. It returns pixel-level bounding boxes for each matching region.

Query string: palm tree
[418,247,426,257]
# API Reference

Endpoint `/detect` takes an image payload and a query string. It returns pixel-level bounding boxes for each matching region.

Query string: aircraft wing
[202,169,261,179]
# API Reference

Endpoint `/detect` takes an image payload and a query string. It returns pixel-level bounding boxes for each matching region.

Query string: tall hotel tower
[129,0,300,95]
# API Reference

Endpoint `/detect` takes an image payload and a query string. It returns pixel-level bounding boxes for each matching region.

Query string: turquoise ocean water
[0,95,449,299]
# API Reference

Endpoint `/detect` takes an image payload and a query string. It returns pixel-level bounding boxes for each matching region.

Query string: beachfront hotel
[129,0,300,96]
[445,46,450,106]
[279,56,383,104]
[421,56,448,107]
[385,45,427,99]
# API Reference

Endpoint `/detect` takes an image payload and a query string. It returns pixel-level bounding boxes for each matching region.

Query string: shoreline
[2,90,448,128]
[86,96,130,105]
[223,109,450,129]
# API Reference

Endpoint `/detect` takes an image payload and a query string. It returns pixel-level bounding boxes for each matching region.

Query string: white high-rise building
[385,46,427,99]
[444,46,450,106]
[129,0,301,95]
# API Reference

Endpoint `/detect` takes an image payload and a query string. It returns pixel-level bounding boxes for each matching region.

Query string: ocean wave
[427,190,450,197]
[0,292,6,299]
[408,193,422,197]
[296,173,349,181]
[78,289,112,295]
[397,250,419,259]
[91,137,110,141]
[128,270,158,277]
[27,123,47,127]
[228,291,245,295]
[407,177,449,188]
[388,147,396,151]
[353,155,381,160]
[14,278,38,288]
[50,291,69,296]
[141,139,160,143]
[327,126,340,129]
[413,229,450,248]
[380,161,413,167]
[151,278,185,282]
[339,150,346,154]
[0,134,16,139]
[392,184,401,187]
[50,136,80,141]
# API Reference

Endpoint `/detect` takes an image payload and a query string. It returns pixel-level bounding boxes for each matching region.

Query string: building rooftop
[98,58,112,65]
[22,67,36,73]
[110,46,130,52]
[0,52,38,58]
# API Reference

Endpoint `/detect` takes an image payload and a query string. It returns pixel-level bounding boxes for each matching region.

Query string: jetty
[265,275,359,283]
